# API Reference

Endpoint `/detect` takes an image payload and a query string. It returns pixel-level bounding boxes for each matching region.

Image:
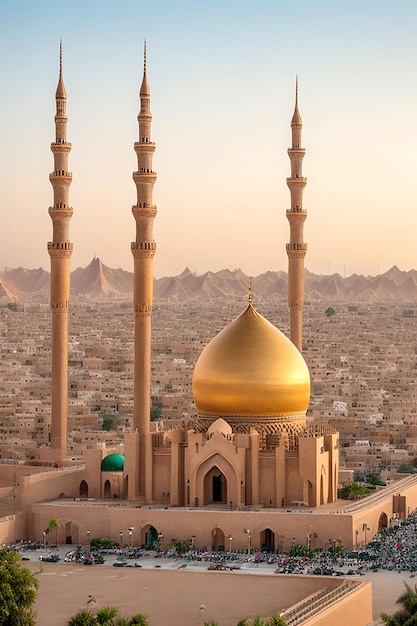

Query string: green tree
[96,606,120,624]
[381,581,417,624]
[266,617,287,626]
[48,516,59,547]
[68,609,98,626]
[102,415,119,431]
[339,482,370,500]
[366,473,386,486]
[150,405,162,422]
[397,464,417,474]
[68,608,149,626]
[128,614,148,625]
[290,543,314,559]
[0,546,39,626]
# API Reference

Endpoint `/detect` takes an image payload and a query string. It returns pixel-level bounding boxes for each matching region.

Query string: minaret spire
[286,76,307,352]
[131,45,157,435]
[47,42,73,460]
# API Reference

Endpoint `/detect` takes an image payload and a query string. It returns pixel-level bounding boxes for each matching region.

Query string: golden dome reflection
[192,304,310,418]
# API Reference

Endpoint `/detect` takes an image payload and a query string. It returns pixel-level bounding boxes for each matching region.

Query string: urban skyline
[1,0,417,278]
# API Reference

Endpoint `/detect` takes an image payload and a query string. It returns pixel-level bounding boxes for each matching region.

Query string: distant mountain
[71,258,132,296]
[2,261,417,303]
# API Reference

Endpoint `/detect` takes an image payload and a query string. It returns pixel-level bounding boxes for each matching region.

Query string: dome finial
[248,277,253,304]
[59,39,63,77]
[144,39,147,73]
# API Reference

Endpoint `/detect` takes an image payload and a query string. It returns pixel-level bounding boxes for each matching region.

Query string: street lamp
[158,533,164,551]
[191,535,195,551]
[355,530,359,550]
[42,531,46,549]
[119,531,123,547]
[228,534,232,554]
[129,527,134,549]
[244,529,251,556]
[86,530,90,550]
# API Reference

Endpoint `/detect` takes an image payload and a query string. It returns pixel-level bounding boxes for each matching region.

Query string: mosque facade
[4,45,417,562]
[79,47,339,516]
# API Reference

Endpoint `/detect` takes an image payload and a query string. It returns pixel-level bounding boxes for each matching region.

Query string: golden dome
[192,304,310,417]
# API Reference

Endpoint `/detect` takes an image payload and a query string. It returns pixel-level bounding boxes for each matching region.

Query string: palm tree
[67,609,98,626]
[48,517,59,548]
[381,581,417,624]
[252,617,264,626]
[266,617,287,626]
[96,606,120,624]
[129,615,149,625]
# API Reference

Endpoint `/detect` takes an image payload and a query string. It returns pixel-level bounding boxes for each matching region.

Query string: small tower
[47,42,73,459]
[286,77,307,352]
[131,41,157,436]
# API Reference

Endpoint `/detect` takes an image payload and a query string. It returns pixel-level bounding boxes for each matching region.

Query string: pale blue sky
[1,0,416,278]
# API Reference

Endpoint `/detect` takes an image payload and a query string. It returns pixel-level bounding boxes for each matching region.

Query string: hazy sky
[1,0,417,279]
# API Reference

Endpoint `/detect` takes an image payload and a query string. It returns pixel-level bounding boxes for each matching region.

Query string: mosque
[40,41,339,522]
[2,45,417,560]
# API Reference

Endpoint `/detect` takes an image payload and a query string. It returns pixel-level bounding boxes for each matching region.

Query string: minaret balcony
[286,176,307,183]
[286,207,307,214]
[286,243,307,252]
[47,242,73,251]
[133,169,157,176]
[51,142,72,151]
[131,241,156,251]
[49,171,73,178]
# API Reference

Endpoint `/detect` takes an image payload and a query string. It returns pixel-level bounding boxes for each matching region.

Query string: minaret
[286,77,307,352]
[131,41,157,436]
[47,41,73,459]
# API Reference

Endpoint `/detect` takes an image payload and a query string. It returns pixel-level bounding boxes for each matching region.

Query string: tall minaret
[131,41,157,436]
[47,41,73,459]
[286,77,307,352]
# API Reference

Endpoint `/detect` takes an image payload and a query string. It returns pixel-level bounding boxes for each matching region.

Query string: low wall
[0,511,27,544]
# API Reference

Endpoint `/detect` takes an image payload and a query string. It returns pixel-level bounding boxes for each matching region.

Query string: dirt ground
[27,561,412,625]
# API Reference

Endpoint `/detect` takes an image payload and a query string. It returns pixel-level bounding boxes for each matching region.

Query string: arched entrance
[261,528,275,552]
[79,480,88,498]
[379,512,388,531]
[204,466,227,505]
[211,527,225,551]
[64,521,79,545]
[103,479,111,499]
[142,525,159,550]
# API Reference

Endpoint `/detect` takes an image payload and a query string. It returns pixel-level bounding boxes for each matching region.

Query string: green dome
[101,453,124,472]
